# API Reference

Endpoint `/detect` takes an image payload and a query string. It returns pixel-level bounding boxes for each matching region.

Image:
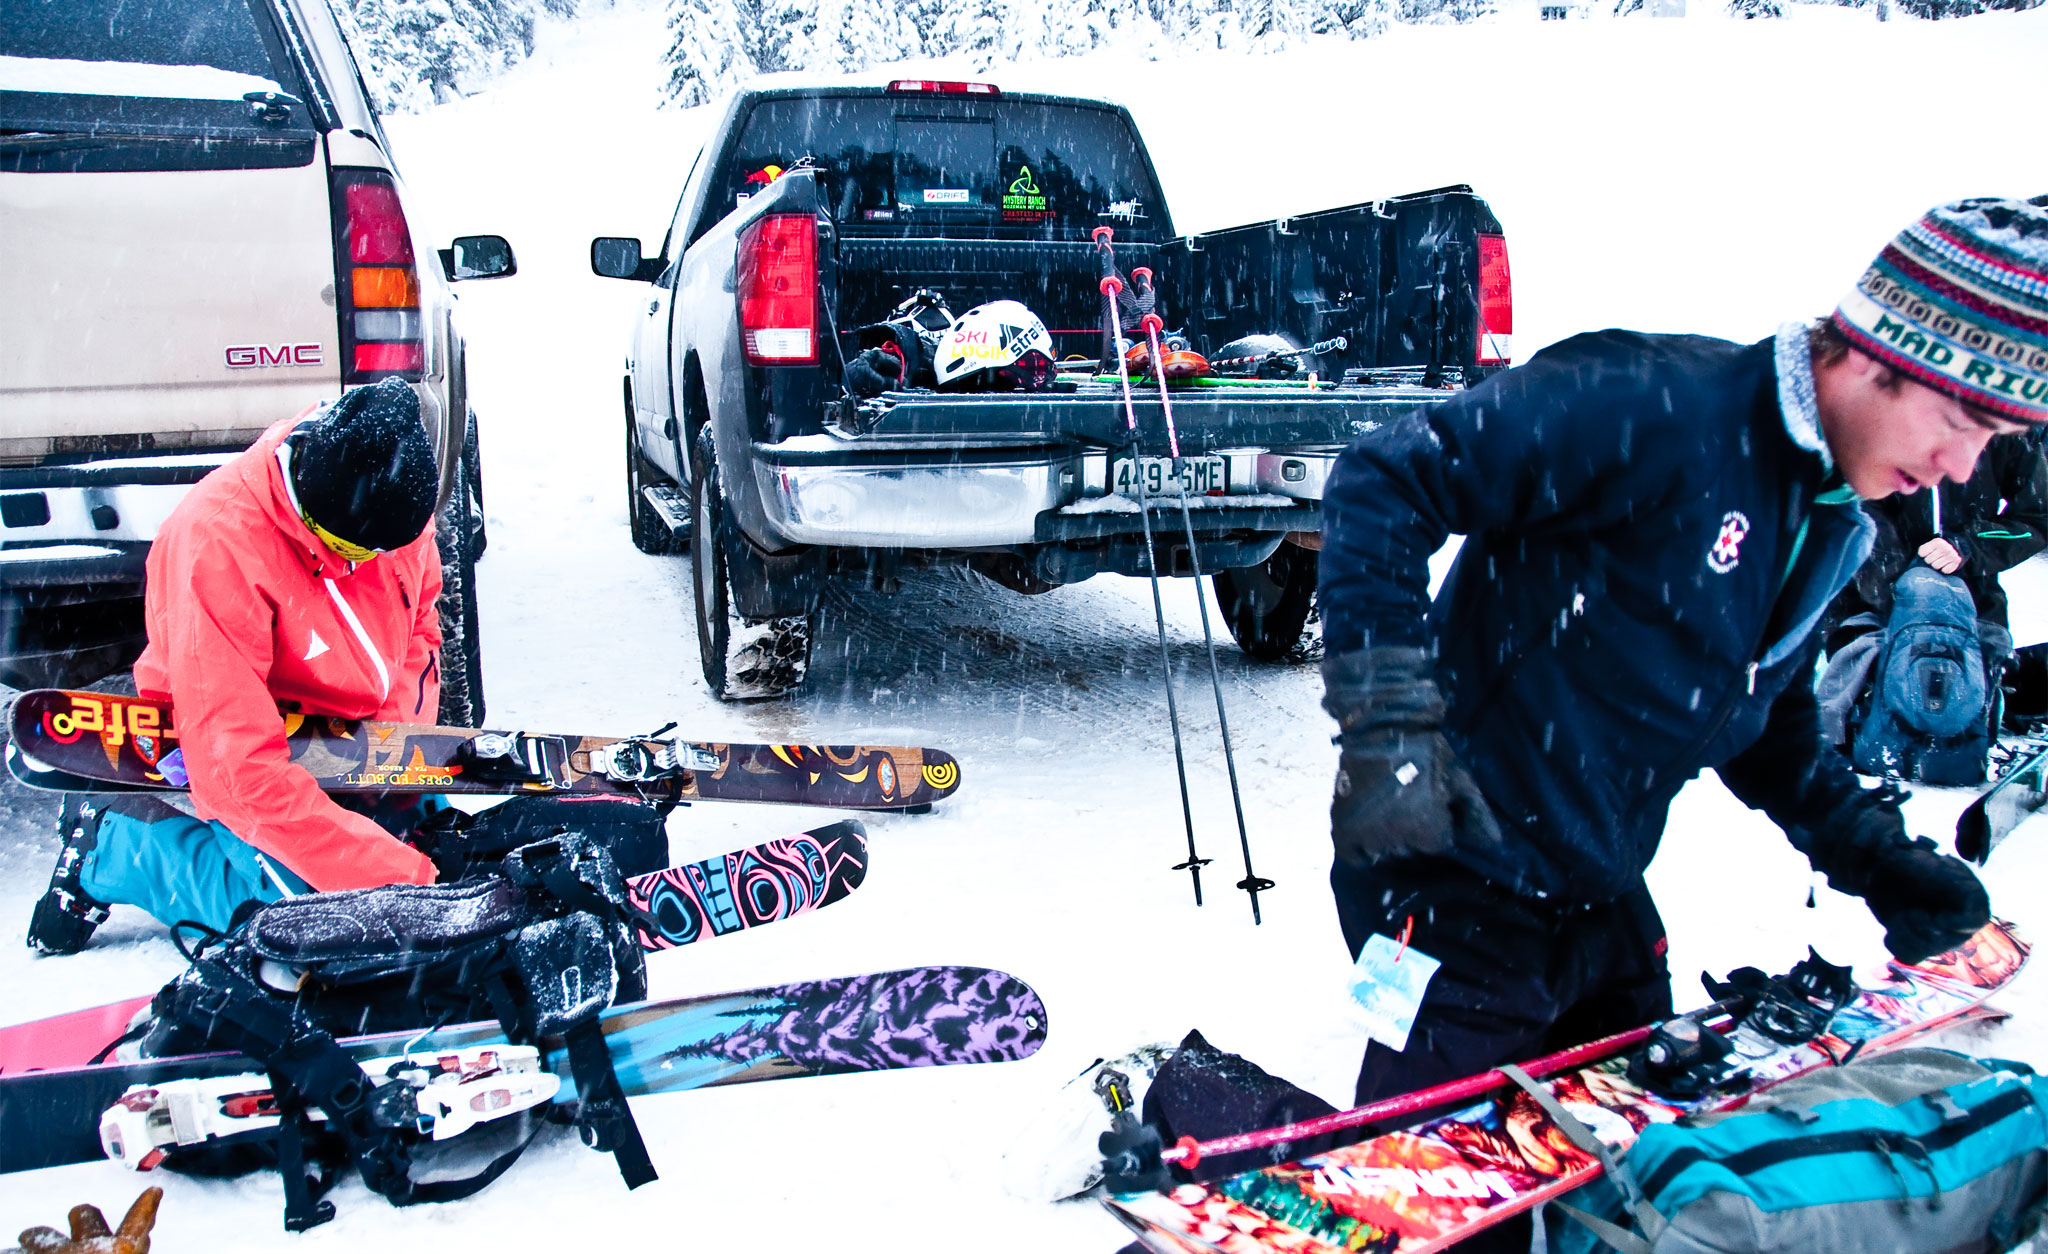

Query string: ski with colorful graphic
[6,688,960,810]
[0,820,869,1076]
[1106,919,2028,1254]
[0,964,1046,1175]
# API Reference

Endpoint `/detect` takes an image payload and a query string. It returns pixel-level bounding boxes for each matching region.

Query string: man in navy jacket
[1317,200,2048,1222]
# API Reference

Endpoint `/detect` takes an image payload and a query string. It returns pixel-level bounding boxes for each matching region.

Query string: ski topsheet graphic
[0,964,1047,1175]
[0,821,869,1076]
[1106,920,2028,1254]
[6,688,961,810]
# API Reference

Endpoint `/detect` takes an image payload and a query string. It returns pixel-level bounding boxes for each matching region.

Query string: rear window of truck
[1,0,317,173]
[726,94,1168,242]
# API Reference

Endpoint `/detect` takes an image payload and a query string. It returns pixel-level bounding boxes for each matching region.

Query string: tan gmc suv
[0,0,511,721]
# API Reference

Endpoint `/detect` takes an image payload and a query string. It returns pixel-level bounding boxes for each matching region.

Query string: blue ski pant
[77,794,442,934]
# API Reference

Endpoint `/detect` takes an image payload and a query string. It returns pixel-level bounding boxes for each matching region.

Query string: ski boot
[27,796,111,956]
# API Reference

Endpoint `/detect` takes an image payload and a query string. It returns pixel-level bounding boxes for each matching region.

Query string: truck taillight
[886,80,1000,96]
[738,214,817,365]
[333,170,425,381]
[1477,233,1512,368]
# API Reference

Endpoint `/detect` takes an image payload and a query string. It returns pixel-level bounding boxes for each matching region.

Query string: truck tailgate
[0,154,340,457]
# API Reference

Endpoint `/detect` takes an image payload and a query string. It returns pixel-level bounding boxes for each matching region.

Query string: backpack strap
[1500,1064,1666,1246]
[1544,1199,1655,1254]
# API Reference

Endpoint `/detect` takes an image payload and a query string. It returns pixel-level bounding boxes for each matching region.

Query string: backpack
[137,832,657,1230]
[1852,566,1994,786]
[1545,1048,2048,1254]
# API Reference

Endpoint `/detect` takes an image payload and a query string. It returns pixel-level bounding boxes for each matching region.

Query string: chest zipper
[323,576,391,703]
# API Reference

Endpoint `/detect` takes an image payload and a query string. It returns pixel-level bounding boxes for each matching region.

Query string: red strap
[1394,914,1413,963]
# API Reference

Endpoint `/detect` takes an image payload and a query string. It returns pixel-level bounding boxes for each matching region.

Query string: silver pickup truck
[594,81,1512,699]
[0,0,511,718]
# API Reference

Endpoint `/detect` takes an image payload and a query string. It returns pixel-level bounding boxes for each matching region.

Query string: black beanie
[291,378,437,552]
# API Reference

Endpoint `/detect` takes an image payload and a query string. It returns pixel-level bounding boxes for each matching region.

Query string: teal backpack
[1542,1049,2048,1254]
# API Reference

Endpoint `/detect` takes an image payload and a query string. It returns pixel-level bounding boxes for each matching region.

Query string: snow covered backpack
[1851,565,1995,786]
[137,832,656,1230]
[1545,1048,2048,1254]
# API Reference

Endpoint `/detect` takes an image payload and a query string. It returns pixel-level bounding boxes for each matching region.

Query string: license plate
[1112,455,1226,499]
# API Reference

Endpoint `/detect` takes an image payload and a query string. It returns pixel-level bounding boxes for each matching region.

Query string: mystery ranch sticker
[1003,166,1050,224]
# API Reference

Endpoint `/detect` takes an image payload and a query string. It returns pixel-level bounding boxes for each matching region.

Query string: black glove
[842,346,903,398]
[1322,647,1501,867]
[1789,788,1991,964]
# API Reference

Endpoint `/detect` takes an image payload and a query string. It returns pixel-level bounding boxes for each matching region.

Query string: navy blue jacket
[1319,330,1875,903]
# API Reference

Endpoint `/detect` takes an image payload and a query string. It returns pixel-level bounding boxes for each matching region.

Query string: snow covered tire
[1213,541,1322,663]
[690,429,813,701]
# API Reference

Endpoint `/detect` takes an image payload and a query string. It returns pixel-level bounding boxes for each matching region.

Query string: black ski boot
[27,796,111,955]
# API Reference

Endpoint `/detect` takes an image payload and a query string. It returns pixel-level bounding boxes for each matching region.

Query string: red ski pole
[1156,1000,1743,1170]
[1128,271,1271,925]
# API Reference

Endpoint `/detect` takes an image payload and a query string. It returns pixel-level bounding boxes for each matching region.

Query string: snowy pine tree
[658,0,1469,108]
[339,0,572,112]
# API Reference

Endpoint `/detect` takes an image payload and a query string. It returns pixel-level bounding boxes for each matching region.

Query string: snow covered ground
[5,0,2048,1246]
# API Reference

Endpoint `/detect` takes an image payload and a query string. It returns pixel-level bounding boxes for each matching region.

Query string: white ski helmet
[931,300,1055,391]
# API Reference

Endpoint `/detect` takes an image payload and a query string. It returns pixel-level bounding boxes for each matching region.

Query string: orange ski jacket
[133,412,442,891]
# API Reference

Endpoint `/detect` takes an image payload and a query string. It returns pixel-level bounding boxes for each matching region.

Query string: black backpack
[141,832,656,1230]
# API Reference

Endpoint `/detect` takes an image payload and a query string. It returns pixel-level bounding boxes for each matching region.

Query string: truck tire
[464,407,487,558]
[436,458,486,725]
[1213,541,1322,663]
[626,404,681,555]
[690,429,812,700]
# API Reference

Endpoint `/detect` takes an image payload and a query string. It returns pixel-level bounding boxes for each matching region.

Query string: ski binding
[100,1044,559,1170]
[588,737,722,783]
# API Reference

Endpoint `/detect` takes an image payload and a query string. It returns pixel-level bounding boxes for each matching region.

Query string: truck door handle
[648,300,660,315]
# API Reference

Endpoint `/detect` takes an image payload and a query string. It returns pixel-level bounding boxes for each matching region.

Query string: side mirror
[441,234,516,281]
[591,236,663,282]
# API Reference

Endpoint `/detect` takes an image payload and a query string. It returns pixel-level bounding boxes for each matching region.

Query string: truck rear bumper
[0,454,232,594]
[751,442,1335,549]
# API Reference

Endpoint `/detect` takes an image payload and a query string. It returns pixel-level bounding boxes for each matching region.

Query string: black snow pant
[1330,856,1675,1252]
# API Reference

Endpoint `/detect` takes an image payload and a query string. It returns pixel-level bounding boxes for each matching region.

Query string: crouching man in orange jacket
[29,378,446,954]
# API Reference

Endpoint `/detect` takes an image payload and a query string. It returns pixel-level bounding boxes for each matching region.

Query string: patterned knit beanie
[292,377,438,552]
[1833,197,2048,422]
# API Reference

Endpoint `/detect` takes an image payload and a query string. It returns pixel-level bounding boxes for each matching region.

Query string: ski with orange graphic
[6,688,959,811]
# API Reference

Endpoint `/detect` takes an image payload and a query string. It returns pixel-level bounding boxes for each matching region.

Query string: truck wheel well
[682,356,710,480]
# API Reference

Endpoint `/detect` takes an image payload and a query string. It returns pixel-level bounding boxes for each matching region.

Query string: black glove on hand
[1322,647,1501,867]
[842,346,903,398]
[1791,787,1991,964]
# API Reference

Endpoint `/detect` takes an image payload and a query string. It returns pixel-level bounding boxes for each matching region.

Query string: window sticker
[923,188,971,204]
[1002,165,1051,224]
[863,208,895,221]
[1104,199,1146,223]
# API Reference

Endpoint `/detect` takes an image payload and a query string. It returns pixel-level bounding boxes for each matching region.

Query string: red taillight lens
[345,182,414,264]
[333,169,424,383]
[1477,233,1512,367]
[887,80,1000,96]
[738,214,817,365]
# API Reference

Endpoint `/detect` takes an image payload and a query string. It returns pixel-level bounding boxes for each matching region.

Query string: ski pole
[1203,335,1349,374]
[1153,997,1747,1170]
[1128,267,1272,925]
[1094,226,1211,907]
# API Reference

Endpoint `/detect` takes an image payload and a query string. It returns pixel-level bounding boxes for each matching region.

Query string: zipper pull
[1746,662,1758,695]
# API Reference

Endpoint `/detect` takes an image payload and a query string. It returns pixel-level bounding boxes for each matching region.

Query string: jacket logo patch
[1708,510,1750,574]
[303,630,331,662]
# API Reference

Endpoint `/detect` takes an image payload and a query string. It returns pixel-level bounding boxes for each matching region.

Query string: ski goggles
[302,513,382,563]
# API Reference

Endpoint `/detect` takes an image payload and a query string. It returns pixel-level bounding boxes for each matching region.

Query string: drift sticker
[923,188,970,204]
[1003,166,1050,224]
